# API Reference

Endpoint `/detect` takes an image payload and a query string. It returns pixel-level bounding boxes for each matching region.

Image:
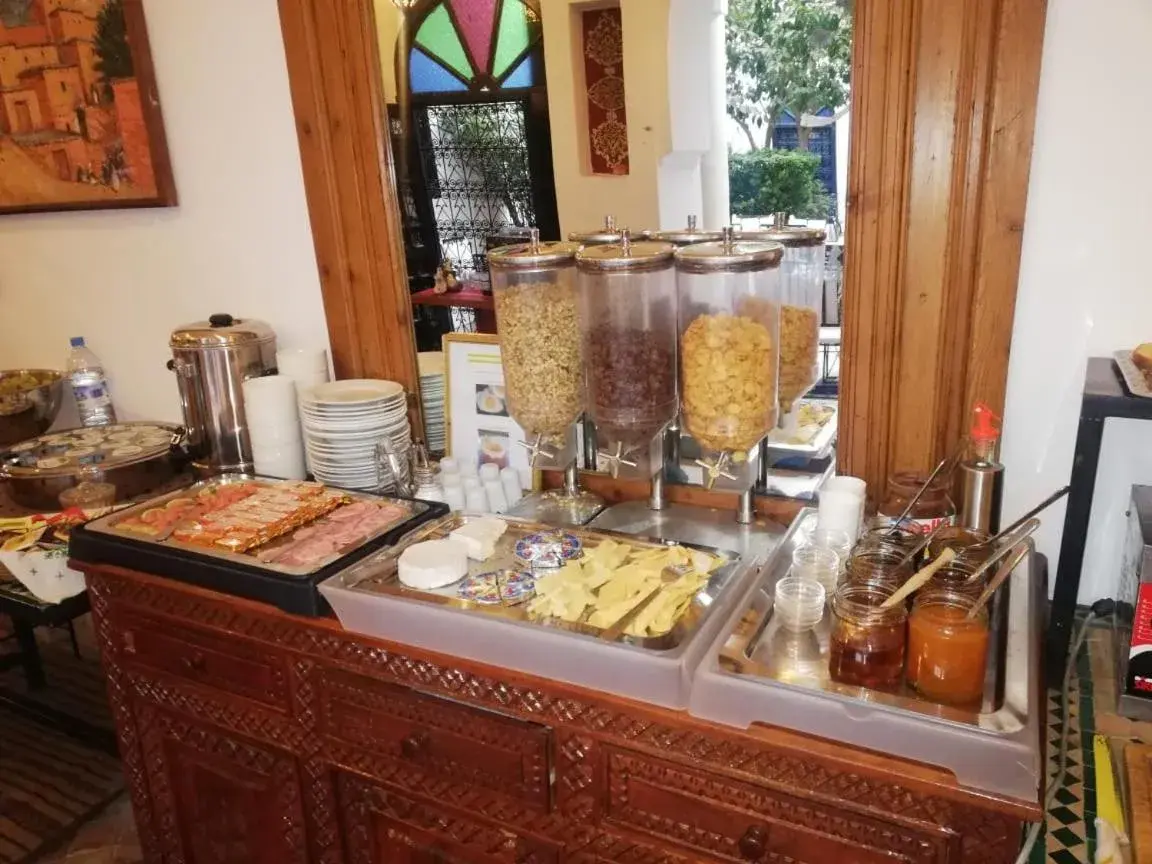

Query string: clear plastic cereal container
[576,232,678,478]
[675,230,784,479]
[741,215,826,413]
[488,231,583,468]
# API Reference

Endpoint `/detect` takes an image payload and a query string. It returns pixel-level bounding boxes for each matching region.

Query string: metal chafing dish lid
[674,228,784,273]
[487,228,578,269]
[645,215,725,247]
[576,229,675,272]
[568,214,623,245]
[170,314,276,349]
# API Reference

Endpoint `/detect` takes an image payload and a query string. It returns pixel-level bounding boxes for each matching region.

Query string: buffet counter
[75,555,1041,864]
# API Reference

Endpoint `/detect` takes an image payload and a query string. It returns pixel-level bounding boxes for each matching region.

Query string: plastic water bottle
[67,337,116,427]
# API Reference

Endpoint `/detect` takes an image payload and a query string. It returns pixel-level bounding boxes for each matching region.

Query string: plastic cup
[792,545,840,596]
[774,576,826,632]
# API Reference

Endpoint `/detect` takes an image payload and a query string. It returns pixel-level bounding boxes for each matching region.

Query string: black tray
[69,491,449,617]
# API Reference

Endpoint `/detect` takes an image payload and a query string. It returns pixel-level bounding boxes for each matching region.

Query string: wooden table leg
[13,620,45,690]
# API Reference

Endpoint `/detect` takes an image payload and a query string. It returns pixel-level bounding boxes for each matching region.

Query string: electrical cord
[1014,603,1114,864]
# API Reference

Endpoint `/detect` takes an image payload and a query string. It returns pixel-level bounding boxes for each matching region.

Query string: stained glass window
[408,0,542,95]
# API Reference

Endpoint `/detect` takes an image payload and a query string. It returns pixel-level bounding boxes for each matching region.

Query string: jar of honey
[877,472,956,534]
[856,525,921,558]
[906,589,989,707]
[845,547,912,589]
[828,582,907,691]
[927,526,991,563]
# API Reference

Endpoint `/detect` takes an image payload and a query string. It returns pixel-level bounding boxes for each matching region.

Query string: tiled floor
[37,798,139,864]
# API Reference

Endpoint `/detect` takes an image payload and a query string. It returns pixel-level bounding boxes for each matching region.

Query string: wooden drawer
[603,748,954,864]
[339,769,560,863]
[117,613,290,711]
[318,668,552,812]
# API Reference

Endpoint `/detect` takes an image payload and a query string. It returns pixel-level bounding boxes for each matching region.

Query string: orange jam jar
[927,526,991,563]
[906,589,989,707]
[925,559,986,599]
[828,582,907,691]
[844,547,912,590]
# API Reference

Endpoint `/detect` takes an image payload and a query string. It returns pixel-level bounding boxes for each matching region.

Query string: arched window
[409,0,543,95]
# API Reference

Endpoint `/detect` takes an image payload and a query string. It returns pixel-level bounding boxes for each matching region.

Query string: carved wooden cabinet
[80,563,1039,864]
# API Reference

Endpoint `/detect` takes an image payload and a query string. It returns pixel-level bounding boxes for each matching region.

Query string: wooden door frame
[276,0,1048,501]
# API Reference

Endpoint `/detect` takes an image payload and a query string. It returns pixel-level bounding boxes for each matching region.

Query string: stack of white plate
[299,379,409,490]
[417,352,446,452]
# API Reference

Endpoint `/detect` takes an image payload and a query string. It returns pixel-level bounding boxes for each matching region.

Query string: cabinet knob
[400,732,428,760]
[181,652,207,674]
[738,825,768,860]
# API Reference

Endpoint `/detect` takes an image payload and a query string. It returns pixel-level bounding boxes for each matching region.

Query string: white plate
[300,379,404,405]
[1113,350,1152,398]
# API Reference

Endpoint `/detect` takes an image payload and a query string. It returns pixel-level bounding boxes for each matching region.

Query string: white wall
[1002,0,1152,602]
[0,0,328,425]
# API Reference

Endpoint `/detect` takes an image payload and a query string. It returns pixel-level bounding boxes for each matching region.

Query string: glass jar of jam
[828,581,907,691]
[877,471,956,534]
[906,589,989,707]
[845,547,912,589]
[925,559,986,598]
[857,525,921,557]
[927,526,991,563]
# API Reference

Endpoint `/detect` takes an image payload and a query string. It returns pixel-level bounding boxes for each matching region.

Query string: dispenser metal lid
[576,229,675,272]
[646,214,725,247]
[568,214,623,245]
[674,228,784,273]
[739,212,827,247]
[487,227,579,269]
[170,314,276,349]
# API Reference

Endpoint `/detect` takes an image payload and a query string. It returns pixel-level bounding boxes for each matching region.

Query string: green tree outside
[94,0,134,101]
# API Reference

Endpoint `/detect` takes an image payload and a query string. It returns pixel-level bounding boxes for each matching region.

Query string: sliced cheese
[398,539,469,590]
[448,517,507,561]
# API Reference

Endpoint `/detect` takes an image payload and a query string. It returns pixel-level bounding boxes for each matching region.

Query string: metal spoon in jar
[885,452,960,535]
[962,518,1041,584]
[896,521,950,569]
[965,542,1031,620]
[957,486,1069,560]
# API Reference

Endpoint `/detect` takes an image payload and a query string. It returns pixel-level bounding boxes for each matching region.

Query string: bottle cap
[70,337,84,347]
[970,401,1001,443]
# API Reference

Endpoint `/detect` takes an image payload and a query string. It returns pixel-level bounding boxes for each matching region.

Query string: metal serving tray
[688,510,1043,802]
[320,514,770,708]
[331,513,741,650]
[765,398,838,460]
[81,474,430,578]
[70,475,447,616]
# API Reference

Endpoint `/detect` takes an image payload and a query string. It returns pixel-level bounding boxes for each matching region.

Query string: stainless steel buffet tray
[321,514,772,709]
[80,474,432,579]
[329,513,741,650]
[688,510,1043,801]
[765,398,838,459]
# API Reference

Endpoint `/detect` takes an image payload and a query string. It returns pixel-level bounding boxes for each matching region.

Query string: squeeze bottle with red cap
[957,401,1003,533]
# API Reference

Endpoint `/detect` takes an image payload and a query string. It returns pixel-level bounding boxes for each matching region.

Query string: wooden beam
[839,0,1048,499]
[276,0,419,400]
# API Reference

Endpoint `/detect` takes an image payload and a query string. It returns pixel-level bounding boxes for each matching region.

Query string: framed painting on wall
[0,0,175,214]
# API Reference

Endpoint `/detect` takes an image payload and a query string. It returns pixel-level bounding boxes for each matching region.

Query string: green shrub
[729,148,830,220]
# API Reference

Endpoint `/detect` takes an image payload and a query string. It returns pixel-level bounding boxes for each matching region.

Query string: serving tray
[70,474,447,615]
[1113,350,1152,399]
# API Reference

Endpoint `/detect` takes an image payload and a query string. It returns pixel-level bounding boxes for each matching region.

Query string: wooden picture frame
[0,0,176,215]
[441,333,538,493]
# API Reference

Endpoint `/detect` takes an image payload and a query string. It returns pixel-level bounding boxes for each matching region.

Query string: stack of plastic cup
[463,476,489,512]
[500,466,523,508]
[791,545,841,597]
[276,348,330,394]
[818,475,867,541]
[479,463,508,512]
[441,473,465,511]
[242,376,306,480]
[774,576,826,632]
[807,527,853,576]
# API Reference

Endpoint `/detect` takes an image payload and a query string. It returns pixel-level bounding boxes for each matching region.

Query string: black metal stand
[1047,357,1152,681]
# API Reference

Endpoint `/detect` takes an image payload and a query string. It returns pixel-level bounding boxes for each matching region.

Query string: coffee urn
[168,314,277,473]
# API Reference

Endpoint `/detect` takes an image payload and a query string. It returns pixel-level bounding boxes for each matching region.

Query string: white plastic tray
[320,532,776,709]
[688,516,1043,803]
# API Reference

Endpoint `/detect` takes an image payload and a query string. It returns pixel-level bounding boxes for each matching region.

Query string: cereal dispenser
[568,215,623,247]
[741,212,827,416]
[675,228,784,522]
[488,230,603,525]
[576,231,677,502]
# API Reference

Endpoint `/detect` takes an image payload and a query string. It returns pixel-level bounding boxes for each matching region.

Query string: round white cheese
[398,539,469,590]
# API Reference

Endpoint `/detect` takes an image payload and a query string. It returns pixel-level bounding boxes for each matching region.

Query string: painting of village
[0,0,174,213]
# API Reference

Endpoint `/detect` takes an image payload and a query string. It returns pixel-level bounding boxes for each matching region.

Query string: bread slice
[1133,343,1152,387]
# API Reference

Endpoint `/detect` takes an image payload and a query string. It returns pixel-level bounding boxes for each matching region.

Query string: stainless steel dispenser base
[588,500,784,559]
[503,488,605,527]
